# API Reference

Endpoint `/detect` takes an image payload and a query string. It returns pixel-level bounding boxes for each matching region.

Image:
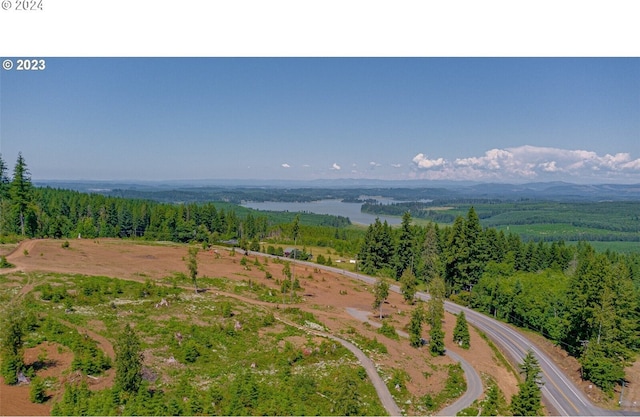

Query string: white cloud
[411,145,640,182]
[412,153,446,169]
[369,161,381,167]
[281,163,291,168]
[331,163,341,170]
[391,163,402,168]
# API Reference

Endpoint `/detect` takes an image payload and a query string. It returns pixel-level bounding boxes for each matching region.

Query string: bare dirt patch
[6,238,626,414]
[0,342,73,416]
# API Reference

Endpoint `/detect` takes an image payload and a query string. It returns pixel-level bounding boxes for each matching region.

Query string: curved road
[346,307,483,416]
[275,316,402,416]
[255,252,640,416]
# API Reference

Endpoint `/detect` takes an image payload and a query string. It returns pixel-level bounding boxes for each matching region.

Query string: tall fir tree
[464,206,487,288]
[429,318,445,356]
[427,276,445,327]
[453,310,471,349]
[0,302,25,385]
[10,152,33,236]
[409,304,425,348]
[394,211,415,279]
[0,154,10,235]
[419,222,441,284]
[510,350,543,416]
[114,323,143,395]
[400,268,418,304]
[444,216,469,295]
[427,276,446,356]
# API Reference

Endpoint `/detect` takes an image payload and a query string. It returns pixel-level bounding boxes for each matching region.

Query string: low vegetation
[1,271,387,415]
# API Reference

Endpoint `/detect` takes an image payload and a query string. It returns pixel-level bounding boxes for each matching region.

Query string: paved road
[253,253,640,416]
[434,301,640,416]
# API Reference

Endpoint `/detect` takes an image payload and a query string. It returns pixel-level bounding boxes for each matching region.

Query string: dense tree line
[0,155,355,252]
[357,207,639,394]
[364,200,640,237]
[358,207,575,288]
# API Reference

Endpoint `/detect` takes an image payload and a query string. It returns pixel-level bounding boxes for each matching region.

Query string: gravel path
[346,307,483,416]
[276,316,402,416]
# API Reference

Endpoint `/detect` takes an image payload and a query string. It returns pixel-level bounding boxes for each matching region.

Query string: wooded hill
[3,153,640,395]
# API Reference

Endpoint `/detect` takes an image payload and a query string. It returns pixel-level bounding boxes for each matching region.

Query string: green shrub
[378,320,399,340]
[221,301,233,318]
[182,340,200,363]
[29,377,48,403]
[0,256,14,268]
[0,351,22,385]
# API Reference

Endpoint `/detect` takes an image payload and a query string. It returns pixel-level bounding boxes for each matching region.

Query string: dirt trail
[346,307,483,415]
[0,239,550,414]
[54,318,115,360]
[276,316,402,416]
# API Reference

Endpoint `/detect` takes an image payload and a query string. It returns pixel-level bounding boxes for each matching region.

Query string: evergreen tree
[453,310,471,349]
[409,304,425,348]
[394,211,415,279]
[510,350,543,416]
[465,206,487,288]
[187,246,199,293]
[372,278,390,319]
[290,215,300,301]
[29,377,47,403]
[400,268,417,304]
[0,154,10,235]
[0,302,25,385]
[481,382,507,416]
[429,318,446,356]
[427,276,445,327]
[427,276,446,356]
[10,152,33,236]
[358,218,394,275]
[579,338,625,393]
[565,247,638,392]
[444,216,469,294]
[419,222,441,284]
[114,324,143,395]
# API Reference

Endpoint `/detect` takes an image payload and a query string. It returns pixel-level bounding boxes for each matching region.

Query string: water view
[241,199,403,225]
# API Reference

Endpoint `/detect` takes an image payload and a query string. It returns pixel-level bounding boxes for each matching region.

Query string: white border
[0,0,639,57]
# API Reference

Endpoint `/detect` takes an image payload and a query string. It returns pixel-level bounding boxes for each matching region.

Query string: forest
[362,200,640,245]
[2,152,640,398]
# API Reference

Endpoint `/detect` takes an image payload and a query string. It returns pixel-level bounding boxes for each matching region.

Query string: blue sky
[1,58,638,183]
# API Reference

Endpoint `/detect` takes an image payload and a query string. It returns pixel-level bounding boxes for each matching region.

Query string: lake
[241,199,403,225]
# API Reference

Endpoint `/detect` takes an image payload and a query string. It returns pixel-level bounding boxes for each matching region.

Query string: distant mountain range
[34,179,640,202]
[34,179,640,201]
